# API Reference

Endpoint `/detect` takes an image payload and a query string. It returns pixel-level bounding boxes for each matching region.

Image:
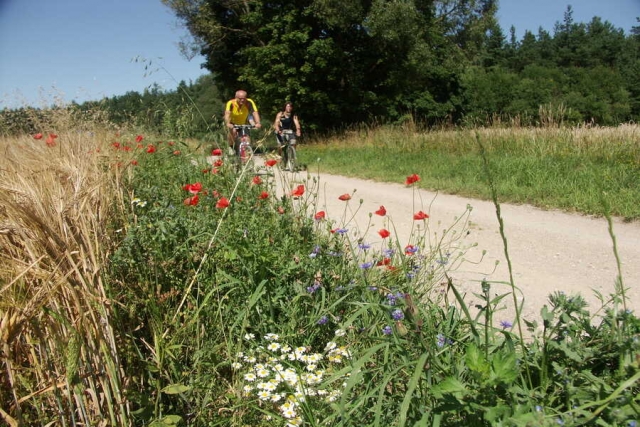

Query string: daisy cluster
[233,331,352,426]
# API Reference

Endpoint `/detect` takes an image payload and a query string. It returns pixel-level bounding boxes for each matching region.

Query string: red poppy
[168,141,175,146]
[183,195,199,206]
[212,168,219,174]
[212,148,223,156]
[258,191,269,199]
[33,133,43,140]
[202,168,210,174]
[216,197,230,208]
[135,135,144,143]
[252,176,263,185]
[338,193,351,201]
[378,229,390,238]
[183,182,202,194]
[374,205,387,216]
[173,150,181,155]
[265,159,278,167]
[376,258,391,266]
[123,145,132,151]
[314,211,326,220]
[146,144,156,153]
[130,160,138,166]
[46,133,57,147]
[405,174,420,185]
[277,206,285,214]
[291,185,305,197]
[112,142,120,149]
[214,159,223,167]
[405,244,418,255]
[413,211,429,220]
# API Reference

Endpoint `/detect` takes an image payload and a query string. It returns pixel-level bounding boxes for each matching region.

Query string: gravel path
[262,159,640,324]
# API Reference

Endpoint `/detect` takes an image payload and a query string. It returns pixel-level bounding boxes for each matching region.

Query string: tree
[162,0,497,129]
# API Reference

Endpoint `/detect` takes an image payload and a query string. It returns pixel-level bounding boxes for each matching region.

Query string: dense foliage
[0,5,638,135]
[2,110,639,426]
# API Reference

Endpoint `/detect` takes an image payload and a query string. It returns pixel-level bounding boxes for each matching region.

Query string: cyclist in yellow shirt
[224,90,262,149]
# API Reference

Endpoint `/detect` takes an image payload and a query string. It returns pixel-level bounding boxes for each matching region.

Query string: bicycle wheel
[286,144,297,172]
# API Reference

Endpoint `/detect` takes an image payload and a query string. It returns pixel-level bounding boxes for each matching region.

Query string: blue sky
[1,0,638,109]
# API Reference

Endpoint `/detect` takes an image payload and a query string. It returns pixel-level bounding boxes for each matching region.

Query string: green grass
[4,113,639,426]
[297,125,640,219]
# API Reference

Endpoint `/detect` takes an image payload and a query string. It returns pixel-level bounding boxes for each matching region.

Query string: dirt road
[265,160,640,324]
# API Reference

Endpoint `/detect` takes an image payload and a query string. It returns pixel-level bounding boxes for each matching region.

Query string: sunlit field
[299,123,640,220]
[1,109,639,426]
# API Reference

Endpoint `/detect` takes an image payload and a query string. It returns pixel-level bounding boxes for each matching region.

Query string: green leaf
[465,344,490,378]
[161,384,191,394]
[399,352,429,426]
[431,377,468,398]
[491,351,518,384]
[149,415,183,426]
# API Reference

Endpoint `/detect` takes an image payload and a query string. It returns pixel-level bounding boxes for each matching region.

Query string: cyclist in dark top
[274,102,301,160]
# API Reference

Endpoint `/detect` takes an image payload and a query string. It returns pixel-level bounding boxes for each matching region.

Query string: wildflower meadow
[0,110,638,426]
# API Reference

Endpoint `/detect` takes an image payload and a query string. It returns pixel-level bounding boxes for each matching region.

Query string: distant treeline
[2,3,639,137]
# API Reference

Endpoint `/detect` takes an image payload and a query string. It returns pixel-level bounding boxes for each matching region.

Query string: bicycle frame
[280,129,297,171]
[233,125,254,162]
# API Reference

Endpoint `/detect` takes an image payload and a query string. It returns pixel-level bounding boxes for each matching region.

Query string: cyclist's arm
[274,112,282,133]
[252,111,262,128]
[247,99,262,128]
[293,115,301,136]
[224,101,233,129]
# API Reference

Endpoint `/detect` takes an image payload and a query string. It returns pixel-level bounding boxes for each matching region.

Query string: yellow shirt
[225,99,258,125]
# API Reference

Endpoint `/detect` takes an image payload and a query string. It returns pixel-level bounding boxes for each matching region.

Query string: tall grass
[2,108,638,426]
[298,124,640,219]
[0,109,130,425]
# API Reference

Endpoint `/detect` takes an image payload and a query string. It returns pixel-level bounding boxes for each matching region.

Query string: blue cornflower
[628,421,637,427]
[307,282,321,293]
[436,334,447,348]
[500,320,513,329]
[367,286,378,291]
[360,261,374,269]
[535,405,543,412]
[555,418,564,425]
[405,245,419,255]
[382,248,395,257]
[386,293,398,306]
[317,315,329,325]
[391,309,404,321]
[358,243,371,251]
[335,228,348,235]
[382,326,393,335]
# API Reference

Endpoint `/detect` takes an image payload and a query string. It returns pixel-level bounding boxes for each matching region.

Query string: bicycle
[279,129,298,172]
[232,124,254,164]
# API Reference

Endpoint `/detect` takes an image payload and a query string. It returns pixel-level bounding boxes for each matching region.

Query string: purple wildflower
[391,309,404,321]
[382,326,393,335]
[436,333,453,348]
[500,320,513,329]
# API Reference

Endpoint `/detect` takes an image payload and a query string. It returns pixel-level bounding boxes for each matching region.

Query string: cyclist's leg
[276,134,284,159]
[227,128,237,150]
[287,137,297,170]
